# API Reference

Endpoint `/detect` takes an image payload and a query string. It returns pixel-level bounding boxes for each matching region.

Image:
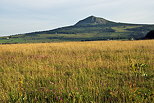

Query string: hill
[144,30,154,39]
[0,16,154,43]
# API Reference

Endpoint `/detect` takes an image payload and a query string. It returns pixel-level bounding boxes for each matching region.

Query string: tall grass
[0,40,154,103]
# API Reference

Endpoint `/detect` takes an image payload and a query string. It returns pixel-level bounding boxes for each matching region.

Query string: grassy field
[0,40,154,103]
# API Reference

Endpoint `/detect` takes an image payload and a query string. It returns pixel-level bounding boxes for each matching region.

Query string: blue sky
[1,0,154,36]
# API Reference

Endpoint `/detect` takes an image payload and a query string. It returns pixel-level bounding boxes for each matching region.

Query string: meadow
[0,40,154,103]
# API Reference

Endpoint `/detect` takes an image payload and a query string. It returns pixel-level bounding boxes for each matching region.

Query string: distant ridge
[0,16,154,43]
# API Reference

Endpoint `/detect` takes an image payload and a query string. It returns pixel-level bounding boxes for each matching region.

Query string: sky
[0,0,154,36]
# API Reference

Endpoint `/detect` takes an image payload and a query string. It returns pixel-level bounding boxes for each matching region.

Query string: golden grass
[0,40,154,102]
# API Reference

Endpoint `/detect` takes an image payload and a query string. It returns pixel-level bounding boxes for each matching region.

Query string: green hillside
[1,16,154,43]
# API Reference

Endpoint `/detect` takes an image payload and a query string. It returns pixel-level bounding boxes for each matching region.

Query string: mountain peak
[75,16,113,26]
[87,15,97,19]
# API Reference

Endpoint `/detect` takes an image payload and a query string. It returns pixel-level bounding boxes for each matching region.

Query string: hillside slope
[1,16,154,43]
